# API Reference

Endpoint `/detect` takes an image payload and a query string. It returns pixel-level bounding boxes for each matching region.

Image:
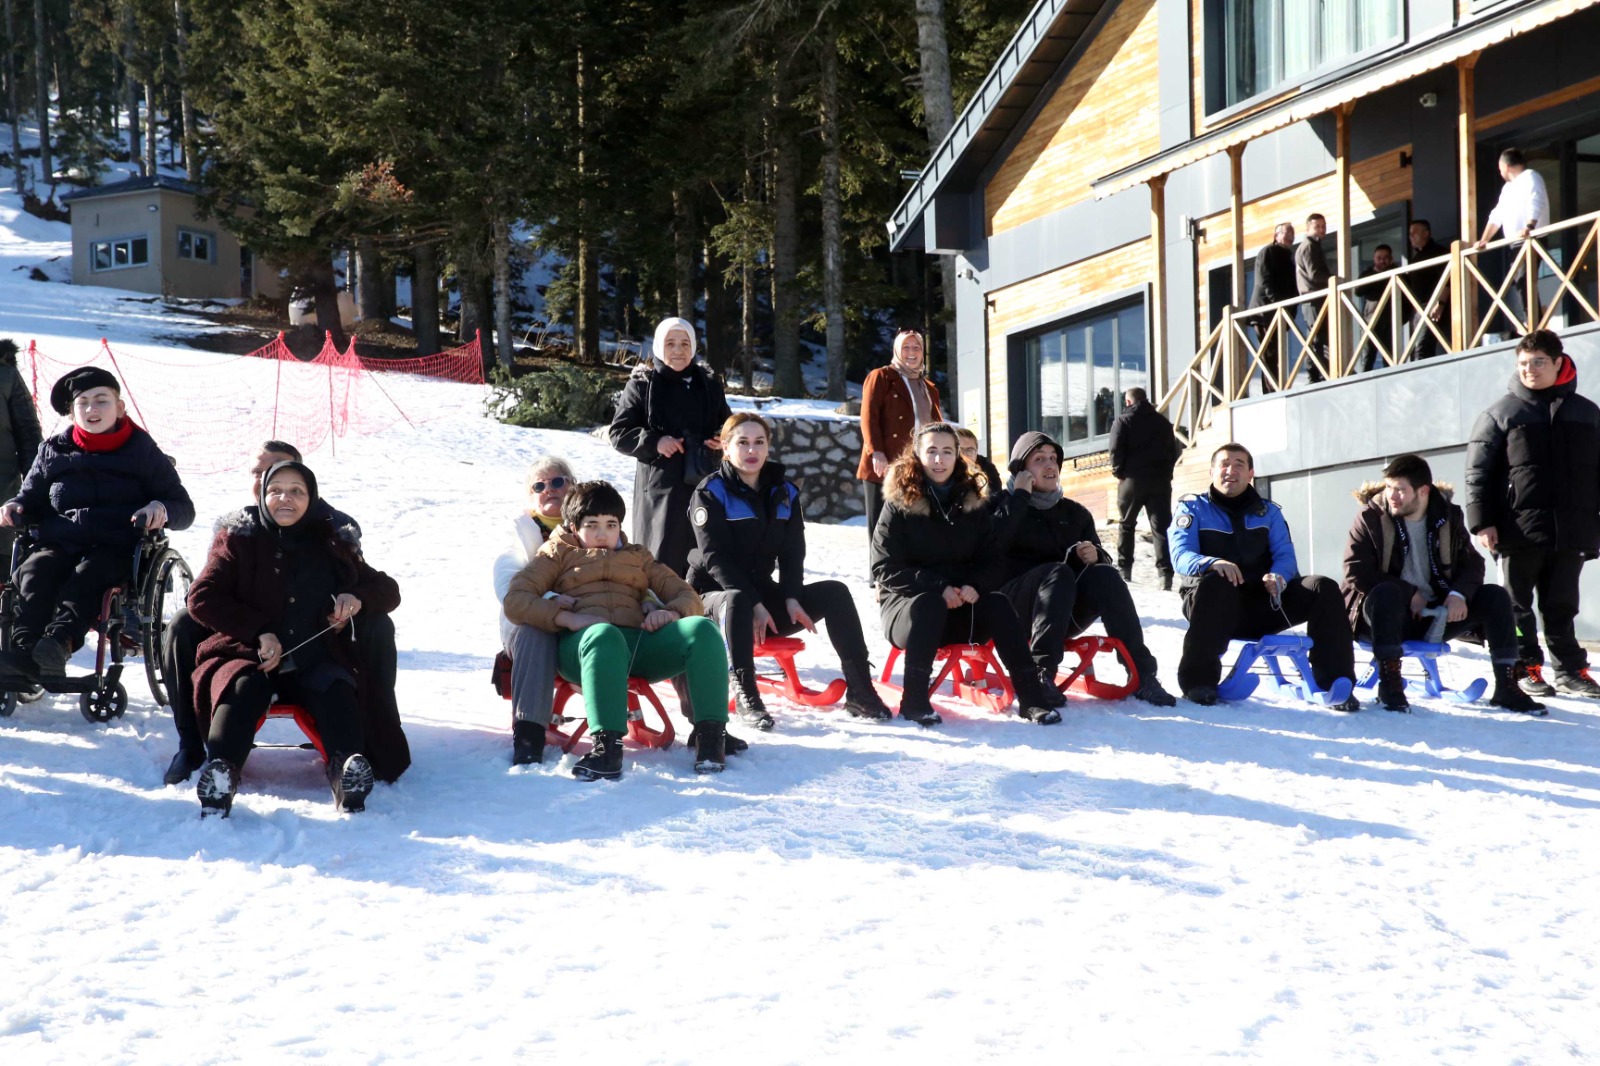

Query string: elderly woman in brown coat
[858,329,942,570]
[186,461,402,817]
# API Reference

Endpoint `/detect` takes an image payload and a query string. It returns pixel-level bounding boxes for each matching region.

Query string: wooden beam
[1149,176,1168,398]
[1333,106,1351,378]
[1229,143,1245,306]
[1459,53,1480,245]
[1479,72,1600,131]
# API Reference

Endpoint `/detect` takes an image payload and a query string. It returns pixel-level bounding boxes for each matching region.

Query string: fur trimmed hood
[882,456,988,517]
[1352,479,1456,509]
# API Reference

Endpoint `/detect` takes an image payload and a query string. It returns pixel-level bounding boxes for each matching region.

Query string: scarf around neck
[1007,473,1064,510]
[72,417,136,453]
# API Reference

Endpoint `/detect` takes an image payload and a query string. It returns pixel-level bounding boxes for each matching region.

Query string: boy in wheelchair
[502,480,731,780]
[0,368,194,681]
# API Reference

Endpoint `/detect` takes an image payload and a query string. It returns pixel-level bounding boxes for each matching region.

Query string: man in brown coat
[1341,453,1540,714]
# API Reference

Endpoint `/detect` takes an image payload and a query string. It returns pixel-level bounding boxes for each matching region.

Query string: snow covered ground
[5,133,1600,1064]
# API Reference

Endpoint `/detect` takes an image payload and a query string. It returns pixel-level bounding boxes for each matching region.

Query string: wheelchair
[0,526,193,722]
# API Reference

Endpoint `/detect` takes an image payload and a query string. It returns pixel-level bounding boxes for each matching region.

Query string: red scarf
[72,417,137,453]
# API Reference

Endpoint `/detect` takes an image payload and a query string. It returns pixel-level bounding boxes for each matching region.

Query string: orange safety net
[21,332,485,475]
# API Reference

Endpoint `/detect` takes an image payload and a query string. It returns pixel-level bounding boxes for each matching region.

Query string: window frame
[176,227,217,264]
[88,234,151,273]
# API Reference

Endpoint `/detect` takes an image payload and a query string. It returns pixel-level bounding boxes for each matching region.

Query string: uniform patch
[692,506,709,527]
[1176,514,1192,528]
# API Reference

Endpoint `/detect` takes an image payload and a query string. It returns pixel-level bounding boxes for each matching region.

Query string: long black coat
[1108,400,1179,482]
[1465,367,1600,556]
[608,359,731,576]
[686,460,804,600]
[995,492,1113,584]
[871,458,1004,606]
[10,422,195,551]
[0,362,42,488]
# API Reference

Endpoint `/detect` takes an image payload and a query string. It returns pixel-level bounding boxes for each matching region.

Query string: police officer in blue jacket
[1169,443,1356,708]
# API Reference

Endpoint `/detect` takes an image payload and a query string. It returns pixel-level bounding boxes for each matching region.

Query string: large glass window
[1217,0,1402,110]
[90,235,150,272]
[1022,302,1146,448]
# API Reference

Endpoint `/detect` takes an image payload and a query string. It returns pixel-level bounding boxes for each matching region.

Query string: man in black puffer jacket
[1108,387,1180,589]
[1465,330,1600,698]
[0,368,194,681]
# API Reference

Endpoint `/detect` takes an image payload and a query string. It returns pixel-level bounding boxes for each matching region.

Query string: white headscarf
[652,317,698,364]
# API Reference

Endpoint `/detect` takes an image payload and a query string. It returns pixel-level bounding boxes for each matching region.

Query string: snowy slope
[5,139,1600,1065]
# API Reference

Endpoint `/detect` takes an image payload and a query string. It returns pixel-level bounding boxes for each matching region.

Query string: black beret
[50,367,122,416]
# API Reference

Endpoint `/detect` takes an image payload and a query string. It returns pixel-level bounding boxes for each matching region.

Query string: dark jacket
[1403,239,1450,311]
[971,453,1004,502]
[1295,237,1331,295]
[856,366,943,482]
[1169,486,1297,590]
[1342,481,1485,633]
[995,490,1113,584]
[871,457,1002,602]
[0,362,42,488]
[1355,265,1397,351]
[9,421,195,551]
[1249,241,1297,315]
[187,506,408,781]
[1108,400,1179,481]
[607,359,732,574]
[686,460,804,600]
[1464,362,1600,556]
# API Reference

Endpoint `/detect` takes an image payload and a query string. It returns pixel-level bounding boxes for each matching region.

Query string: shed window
[178,228,215,263]
[90,236,150,272]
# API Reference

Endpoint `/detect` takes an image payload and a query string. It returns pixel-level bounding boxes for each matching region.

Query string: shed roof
[61,174,200,205]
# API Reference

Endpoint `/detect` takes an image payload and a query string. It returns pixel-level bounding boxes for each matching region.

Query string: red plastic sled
[742,636,847,708]
[255,703,327,761]
[1054,635,1140,700]
[878,643,1015,714]
[490,651,676,754]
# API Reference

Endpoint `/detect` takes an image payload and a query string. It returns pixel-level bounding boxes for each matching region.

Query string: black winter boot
[1014,674,1063,724]
[1032,666,1069,708]
[196,757,239,818]
[693,721,727,773]
[731,670,774,731]
[164,746,205,786]
[511,719,545,766]
[572,730,625,781]
[897,657,942,726]
[1491,662,1548,715]
[839,658,893,720]
[30,635,70,679]
[693,721,747,755]
[1377,658,1409,712]
[329,753,374,812]
[1133,675,1177,707]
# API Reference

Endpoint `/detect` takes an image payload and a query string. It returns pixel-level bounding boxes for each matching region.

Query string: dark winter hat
[1008,430,1062,473]
[0,338,18,366]
[259,459,321,528]
[50,366,122,416]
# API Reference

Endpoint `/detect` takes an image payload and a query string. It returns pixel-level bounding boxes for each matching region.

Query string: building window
[90,235,150,272]
[177,228,215,263]
[1212,0,1403,111]
[1021,300,1147,448]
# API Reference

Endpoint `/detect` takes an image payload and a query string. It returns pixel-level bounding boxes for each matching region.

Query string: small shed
[61,175,283,301]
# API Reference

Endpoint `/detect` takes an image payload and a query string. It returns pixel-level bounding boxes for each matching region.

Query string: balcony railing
[1157,207,1600,446]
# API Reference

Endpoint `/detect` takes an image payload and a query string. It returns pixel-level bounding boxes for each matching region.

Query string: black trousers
[1357,580,1518,663]
[1499,548,1588,673]
[1001,562,1158,680]
[882,589,1037,695]
[169,607,399,757]
[207,670,363,769]
[12,544,130,650]
[703,580,869,680]
[862,480,884,576]
[1115,478,1173,577]
[1178,571,1355,691]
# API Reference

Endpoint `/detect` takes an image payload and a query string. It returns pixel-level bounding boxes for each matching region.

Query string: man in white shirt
[1476,147,1551,333]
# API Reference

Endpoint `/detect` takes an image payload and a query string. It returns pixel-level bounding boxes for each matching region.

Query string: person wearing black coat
[1108,388,1179,588]
[0,368,194,681]
[1465,330,1600,697]
[688,413,893,729]
[998,431,1175,707]
[870,421,1061,726]
[608,317,732,577]
[0,338,43,566]
[1248,223,1299,394]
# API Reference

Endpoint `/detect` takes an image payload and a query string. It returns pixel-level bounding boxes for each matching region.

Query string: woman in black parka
[687,412,893,729]
[608,318,732,576]
[870,421,1061,727]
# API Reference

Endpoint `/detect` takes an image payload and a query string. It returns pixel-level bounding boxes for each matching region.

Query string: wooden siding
[985,0,1161,237]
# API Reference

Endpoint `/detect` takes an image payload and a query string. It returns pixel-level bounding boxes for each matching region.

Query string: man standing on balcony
[1294,213,1331,383]
[1403,220,1450,359]
[1355,244,1397,372]
[1475,148,1550,335]
[1109,387,1179,590]
[1465,330,1600,699]
[1248,222,1298,394]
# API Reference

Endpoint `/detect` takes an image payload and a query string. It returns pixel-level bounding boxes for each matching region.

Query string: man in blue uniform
[1170,443,1357,709]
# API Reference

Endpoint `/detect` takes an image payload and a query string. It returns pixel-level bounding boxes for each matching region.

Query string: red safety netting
[22,332,485,475]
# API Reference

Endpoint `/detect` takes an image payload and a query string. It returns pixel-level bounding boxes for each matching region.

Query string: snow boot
[897,655,942,726]
[196,757,239,818]
[572,730,624,782]
[1334,691,1361,713]
[692,720,746,755]
[839,658,893,720]
[329,753,374,812]
[1014,675,1062,724]
[1377,658,1410,712]
[1183,685,1218,706]
[1491,662,1547,714]
[30,635,69,679]
[693,721,727,774]
[1516,661,1555,697]
[1118,564,1133,583]
[511,719,545,766]
[1552,668,1600,698]
[731,669,774,731]
[1032,666,1069,709]
[164,746,205,786]
[0,646,39,684]
[1133,675,1177,707]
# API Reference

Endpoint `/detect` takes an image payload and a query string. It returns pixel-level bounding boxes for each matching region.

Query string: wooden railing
[1156,207,1600,435]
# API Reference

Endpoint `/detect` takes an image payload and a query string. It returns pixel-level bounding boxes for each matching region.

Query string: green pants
[556,618,729,732]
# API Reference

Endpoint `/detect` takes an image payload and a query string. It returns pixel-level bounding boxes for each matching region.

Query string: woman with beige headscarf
[856,329,942,570]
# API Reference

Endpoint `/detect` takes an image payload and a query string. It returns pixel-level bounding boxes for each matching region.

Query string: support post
[1228,144,1247,393]
[1332,106,1351,378]
[1149,176,1169,398]
[1459,53,1481,347]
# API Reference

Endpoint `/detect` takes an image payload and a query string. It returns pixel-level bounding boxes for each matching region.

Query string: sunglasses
[531,477,569,493]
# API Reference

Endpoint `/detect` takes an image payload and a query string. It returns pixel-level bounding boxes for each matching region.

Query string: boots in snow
[1552,668,1600,698]
[572,730,625,781]
[1377,658,1409,712]
[840,658,893,720]
[731,669,774,731]
[897,656,942,726]
[511,719,545,766]
[1516,661,1556,697]
[196,757,239,818]
[329,753,374,812]
[1492,662,1547,715]
[693,720,727,774]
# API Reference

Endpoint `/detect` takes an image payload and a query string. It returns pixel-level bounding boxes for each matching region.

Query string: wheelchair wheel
[80,682,129,724]
[140,547,193,708]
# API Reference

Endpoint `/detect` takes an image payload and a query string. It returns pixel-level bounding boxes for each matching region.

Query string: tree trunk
[412,242,440,357]
[913,0,959,416]
[32,0,49,181]
[574,43,602,366]
[4,0,25,193]
[740,163,756,391]
[673,188,696,320]
[356,238,384,322]
[770,78,802,397]
[172,0,200,182]
[143,80,157,177]
[704,238,732,378]
[121,2,139,165]
[492,217,515,369]
[819,32,846,402]
[308,257,346,351]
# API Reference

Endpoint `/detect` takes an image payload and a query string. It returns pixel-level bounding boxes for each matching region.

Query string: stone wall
[769,416,864,523]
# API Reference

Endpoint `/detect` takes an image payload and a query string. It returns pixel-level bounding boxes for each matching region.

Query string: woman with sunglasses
[871,421,1061,726]
[857,330,942,576]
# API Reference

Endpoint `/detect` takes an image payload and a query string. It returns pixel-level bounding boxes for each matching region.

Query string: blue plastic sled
[1217,634,1355,707]
[1354,640,1489,705]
